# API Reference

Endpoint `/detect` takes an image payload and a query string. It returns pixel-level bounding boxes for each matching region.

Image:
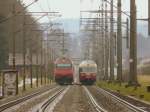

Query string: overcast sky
[23,0,148,35]
[24,0,148,19]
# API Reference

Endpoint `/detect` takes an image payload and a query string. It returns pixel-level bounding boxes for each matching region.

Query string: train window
[79,68,83,72]
[56,64,72,68]
[81,67,97,72]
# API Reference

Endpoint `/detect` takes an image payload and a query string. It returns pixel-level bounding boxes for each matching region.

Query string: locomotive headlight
[80,73,85,76]
[91,74,96,77]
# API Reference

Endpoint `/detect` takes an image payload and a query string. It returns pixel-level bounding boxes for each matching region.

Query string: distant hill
[137,33,150,59]
[123,33,150,59]
[122,33,150,69]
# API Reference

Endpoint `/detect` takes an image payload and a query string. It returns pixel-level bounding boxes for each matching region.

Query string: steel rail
[95,87,147,112]
[40,86,70,112]
[0,86,60,111]
[83,86,108,112]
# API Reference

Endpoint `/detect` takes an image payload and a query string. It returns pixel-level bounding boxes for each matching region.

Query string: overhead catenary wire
[104,0,130,17]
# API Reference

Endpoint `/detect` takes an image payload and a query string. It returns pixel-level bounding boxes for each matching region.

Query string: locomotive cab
[79,60,97,85]
[54,57,74,85]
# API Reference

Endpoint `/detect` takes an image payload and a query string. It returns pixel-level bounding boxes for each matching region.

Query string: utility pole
[104,2,109,80]
[50,48,54,82]
[109,0,114,81]
[126,18,129,49]
[97,12,102,80]
[44,48,47,85]
[23,12,26,91]
[29,34,35,88]
[36,48,39,87]
[44,30,49,85]
[40,37,43,85]
[129,0,139,86]
[101,0,105,79]
[30,45,33,88]
[117,0,122,84]
[62,34,65,56]
[148,0,150,35]
[12,4,16,69]
[46,31,49,84]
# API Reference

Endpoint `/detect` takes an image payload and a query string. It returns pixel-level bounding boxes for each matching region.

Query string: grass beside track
[97,75,150,103]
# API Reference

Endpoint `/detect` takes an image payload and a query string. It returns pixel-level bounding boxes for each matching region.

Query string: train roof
[55,57,72,64]
[79,60,97,67]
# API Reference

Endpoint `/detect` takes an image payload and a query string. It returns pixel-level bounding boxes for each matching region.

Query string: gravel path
[53,85,93,112]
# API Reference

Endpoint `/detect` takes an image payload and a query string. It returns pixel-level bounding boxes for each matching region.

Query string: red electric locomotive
[79,60,97,85]
[54,57,74,85]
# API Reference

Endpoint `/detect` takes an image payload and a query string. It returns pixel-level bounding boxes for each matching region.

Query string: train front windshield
[56,64,72,68]
[80,67,97,73]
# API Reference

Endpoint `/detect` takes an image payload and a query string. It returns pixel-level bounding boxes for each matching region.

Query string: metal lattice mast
[129,0,139,86]
[117,0,122,83]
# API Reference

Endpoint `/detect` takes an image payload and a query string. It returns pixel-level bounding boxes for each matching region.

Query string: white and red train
[54,57,97,85]
[79,60,97,85]
[54,57,74,85]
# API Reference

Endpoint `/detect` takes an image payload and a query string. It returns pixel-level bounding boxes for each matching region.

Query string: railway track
[94,86,148,112]
[0,85,148,112]
[39,86,70,112]
[0,86,60,111]
[83,86,108,112]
